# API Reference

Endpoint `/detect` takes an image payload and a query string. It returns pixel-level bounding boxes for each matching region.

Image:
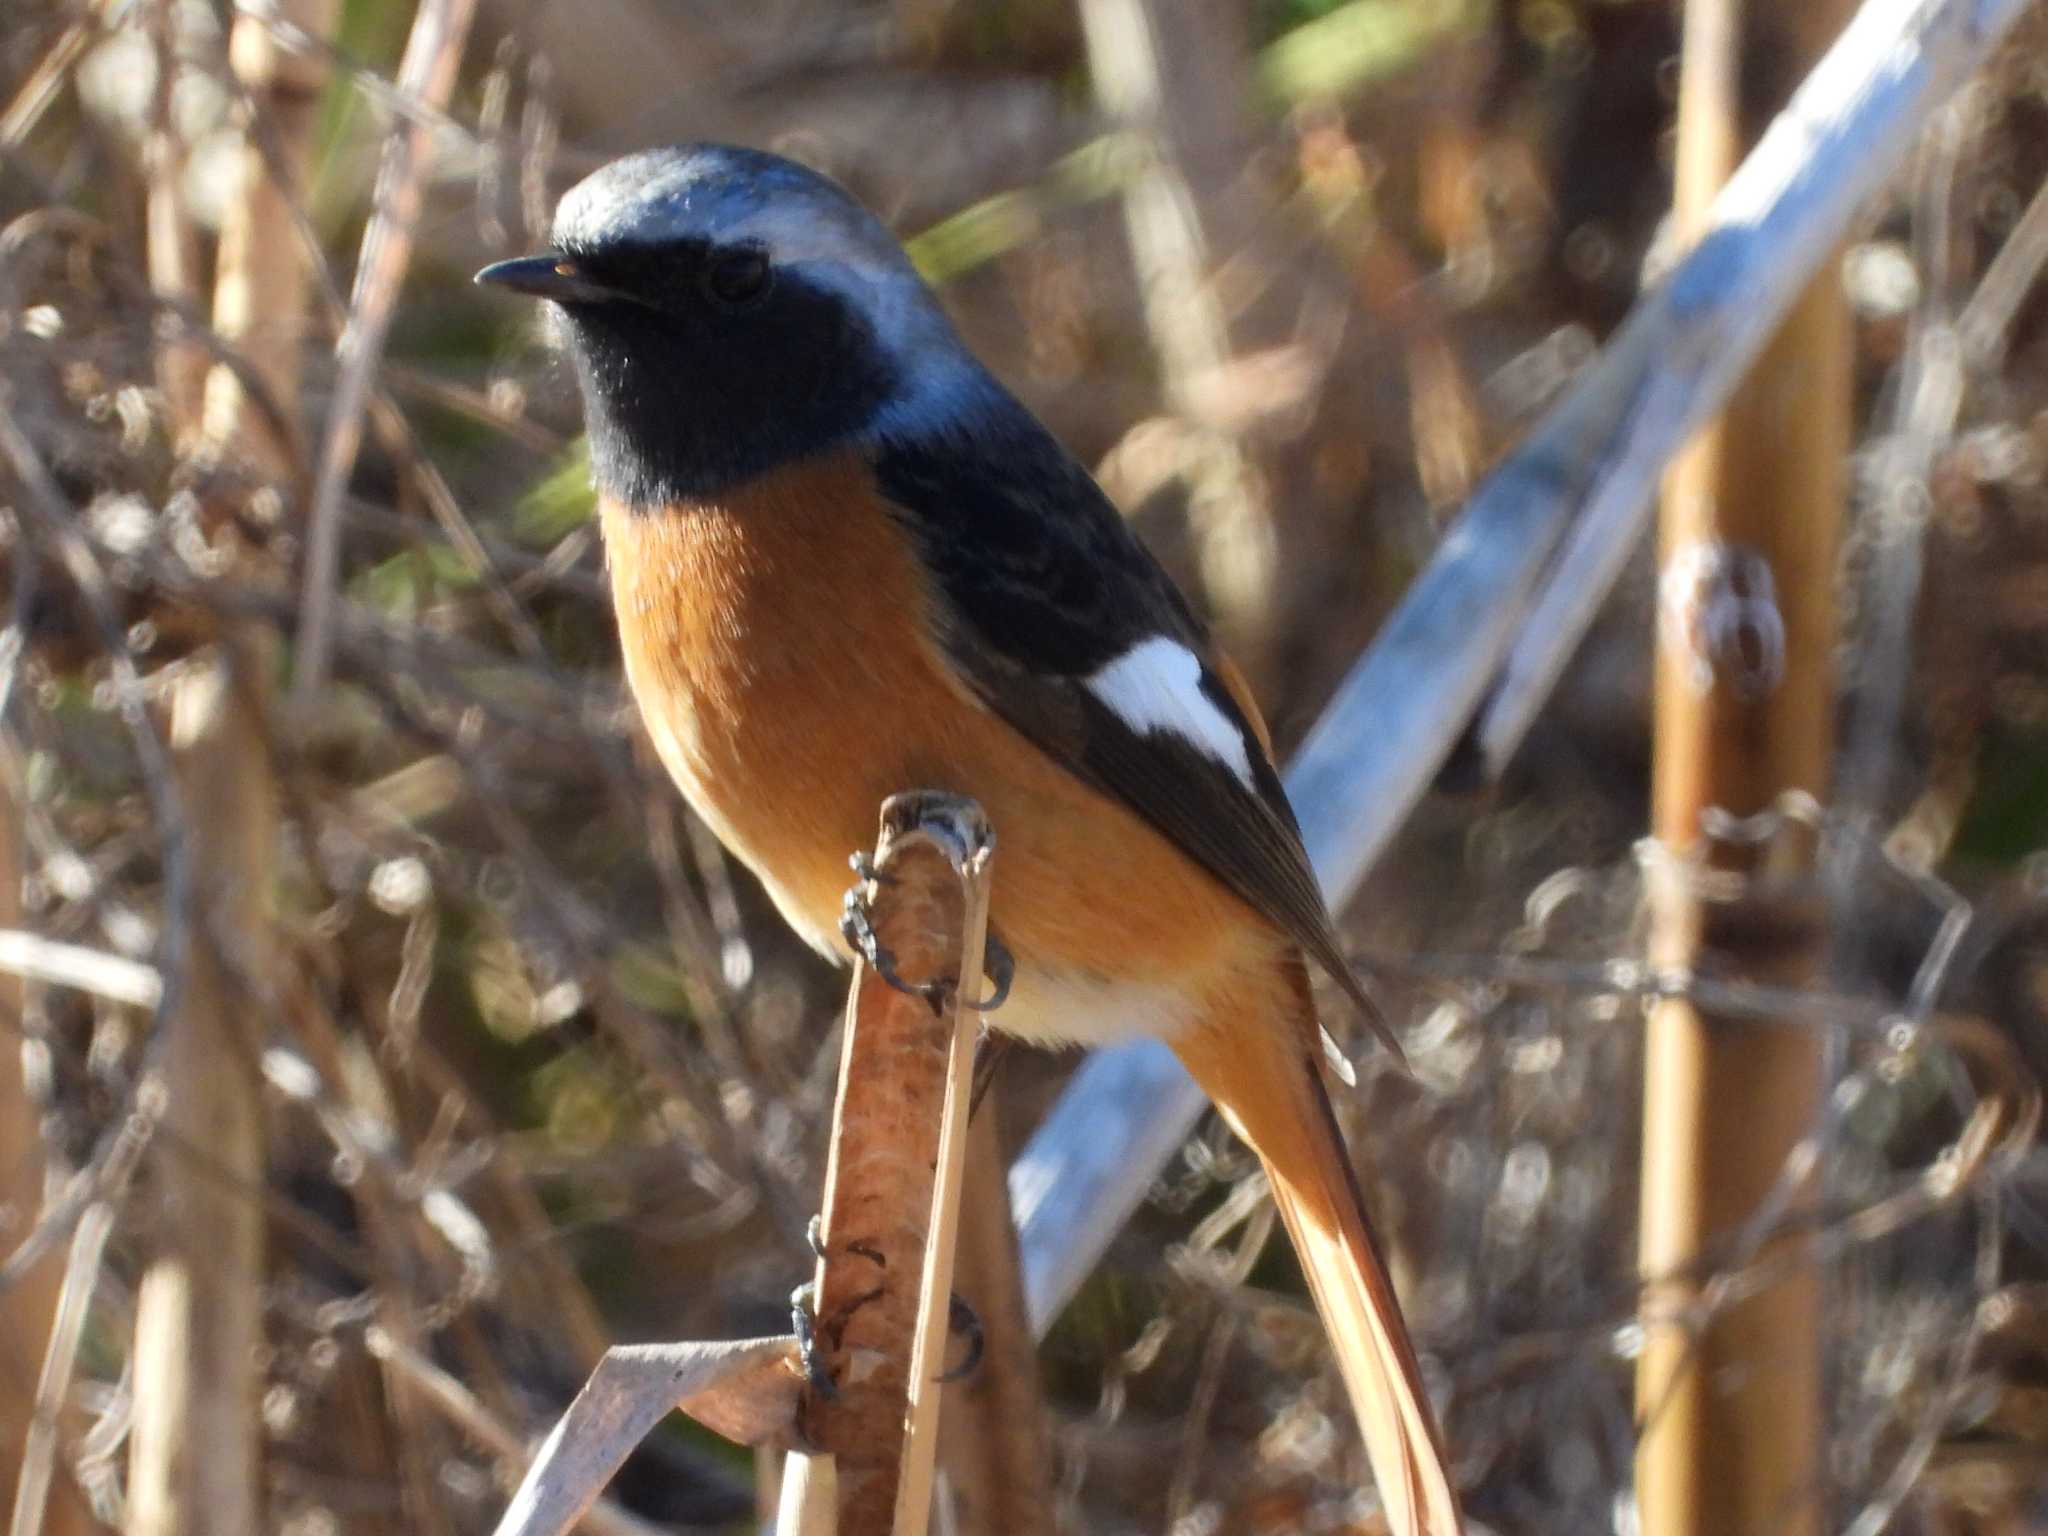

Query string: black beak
[473,253,617,305]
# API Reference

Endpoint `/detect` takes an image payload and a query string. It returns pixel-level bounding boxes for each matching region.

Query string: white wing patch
[1084,636,1256,788]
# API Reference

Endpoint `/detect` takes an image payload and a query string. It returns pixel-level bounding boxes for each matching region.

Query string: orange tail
[1175,982,1461,1536]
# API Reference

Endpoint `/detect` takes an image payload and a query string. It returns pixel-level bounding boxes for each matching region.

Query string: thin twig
[0,401,192,1281]
[362,391,554,665]
[1835,96,1973,837]
[1958,160,2048,366]
[6,1202,113,1536]
[0,931,162,1008]
[1078,0,1277,657]
[143,0,208,442]
[230,0,483,151]
[291,0,479,715]
[0,16,93,149]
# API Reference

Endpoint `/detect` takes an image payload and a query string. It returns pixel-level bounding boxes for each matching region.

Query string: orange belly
[599,458,1285,1046]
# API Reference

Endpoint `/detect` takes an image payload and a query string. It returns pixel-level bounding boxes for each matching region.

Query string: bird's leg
[970,1028,1009,1119]
[965,927,1013,1012]
[938,1292,985,1383]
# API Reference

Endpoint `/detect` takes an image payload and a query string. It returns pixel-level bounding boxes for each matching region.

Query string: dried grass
[0,2,2045,1532]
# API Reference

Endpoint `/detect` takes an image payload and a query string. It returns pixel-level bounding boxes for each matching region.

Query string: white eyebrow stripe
[1084,636,1256,788]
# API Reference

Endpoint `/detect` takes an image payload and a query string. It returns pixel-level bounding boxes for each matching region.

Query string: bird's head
[478,144,977,504]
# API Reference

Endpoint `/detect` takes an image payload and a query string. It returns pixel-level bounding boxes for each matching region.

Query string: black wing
[870,405,1391,1048]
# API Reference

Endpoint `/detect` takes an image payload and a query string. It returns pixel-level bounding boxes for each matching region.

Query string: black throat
[561,270,902,505]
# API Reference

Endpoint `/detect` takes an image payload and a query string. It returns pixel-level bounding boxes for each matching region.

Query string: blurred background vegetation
[2,0,2048,1532]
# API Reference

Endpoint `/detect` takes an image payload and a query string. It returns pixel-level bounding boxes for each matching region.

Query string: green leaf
[1258,0,1490,105]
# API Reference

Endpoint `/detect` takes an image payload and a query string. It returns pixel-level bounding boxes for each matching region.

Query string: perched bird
[478,143,1459,1535]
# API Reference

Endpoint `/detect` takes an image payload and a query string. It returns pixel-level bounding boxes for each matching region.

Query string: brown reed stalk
[795,793,993,1536]
[127,1,334,1530]
[200,0,337,476]
[1635,4,1856,1533]
[142,0,206,447]
[124,659,273,1536]
[1,781,93,1536]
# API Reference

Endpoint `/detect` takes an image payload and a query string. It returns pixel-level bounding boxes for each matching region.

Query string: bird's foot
[842,843,1008,1015]
[840,879,948,1011]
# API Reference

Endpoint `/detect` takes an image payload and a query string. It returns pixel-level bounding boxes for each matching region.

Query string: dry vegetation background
[3,0,2048,1532]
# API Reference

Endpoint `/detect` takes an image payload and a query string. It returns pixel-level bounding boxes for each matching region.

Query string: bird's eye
[703,246,772,311]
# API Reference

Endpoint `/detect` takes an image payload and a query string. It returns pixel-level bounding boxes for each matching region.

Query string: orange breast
[600,454,1285,1046]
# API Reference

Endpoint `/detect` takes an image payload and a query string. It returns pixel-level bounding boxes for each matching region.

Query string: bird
[477,142,1460,1536]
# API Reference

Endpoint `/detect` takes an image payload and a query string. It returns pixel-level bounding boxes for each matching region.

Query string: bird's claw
[847,849,895,886]
[791,1282,837,1400]
[811,1217,885,1271]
